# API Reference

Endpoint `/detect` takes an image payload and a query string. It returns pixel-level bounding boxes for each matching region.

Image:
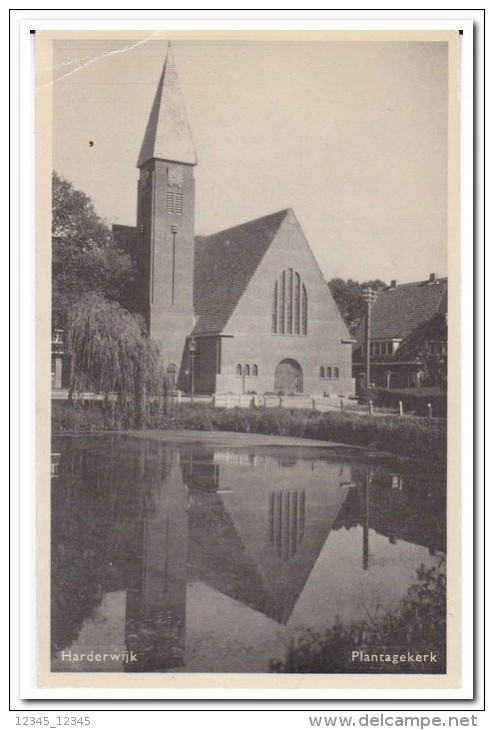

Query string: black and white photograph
[34,29,461,689]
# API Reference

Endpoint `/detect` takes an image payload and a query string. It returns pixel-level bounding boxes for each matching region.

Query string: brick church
[114,48,355,397]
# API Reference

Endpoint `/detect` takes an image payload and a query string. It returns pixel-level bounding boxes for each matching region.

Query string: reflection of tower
[269,491,305,561]
[125,455,188,672]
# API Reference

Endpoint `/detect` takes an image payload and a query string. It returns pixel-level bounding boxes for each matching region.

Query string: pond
[50,434,446,674]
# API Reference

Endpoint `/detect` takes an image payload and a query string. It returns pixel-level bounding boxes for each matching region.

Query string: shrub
[52,401,446,465]
[373,387,447,417]
[52,400,108,433]
[270,559,446,674]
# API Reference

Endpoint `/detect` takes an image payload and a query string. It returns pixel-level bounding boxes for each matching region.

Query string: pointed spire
[137,46,197,167]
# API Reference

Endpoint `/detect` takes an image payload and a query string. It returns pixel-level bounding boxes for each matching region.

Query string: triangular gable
[193,208,352,340]
[219,464,352,624]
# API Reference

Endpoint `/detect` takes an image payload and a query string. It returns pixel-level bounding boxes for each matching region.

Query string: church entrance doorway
[274,359,303,394]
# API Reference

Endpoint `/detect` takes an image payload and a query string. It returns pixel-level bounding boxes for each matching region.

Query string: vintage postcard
[35,29,462,691]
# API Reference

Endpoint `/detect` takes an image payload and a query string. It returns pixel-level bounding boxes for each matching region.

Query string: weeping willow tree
[67,293,163,427]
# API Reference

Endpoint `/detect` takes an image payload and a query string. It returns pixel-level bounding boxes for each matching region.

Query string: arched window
[334,366,340,379]
[236,364,242,376]
[252,364,258,376]
[272,269,308,335]
[319,366,325,378]
[244,364,250,376]
[327,367,332,379]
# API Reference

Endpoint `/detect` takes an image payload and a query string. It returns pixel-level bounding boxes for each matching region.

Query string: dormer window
[370,341,394,356]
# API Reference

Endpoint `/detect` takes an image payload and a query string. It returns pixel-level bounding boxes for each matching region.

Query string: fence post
[279,396,284,407]
[398,400,403,417]
[212,394,216,407]
[340,398,344,413]
[368,400,374,416]
[312,398,316,410]
[427,402,432,418]
[263,395,267,408]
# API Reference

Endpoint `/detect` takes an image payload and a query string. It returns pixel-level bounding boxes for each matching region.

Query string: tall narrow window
[175,192,183,214]
[279,271,285,334]
[236,364,242,376]
[319,366,324,378]
[334,366,340,379]
[252,364,258,376]
[272,281,278,333]
[244,364,250,376]
[272,270,308,336]
[294,272,300,334]
[286,269,293,334]
[269,491,306,561]
[327,367,332,379]
[166,192,174,213]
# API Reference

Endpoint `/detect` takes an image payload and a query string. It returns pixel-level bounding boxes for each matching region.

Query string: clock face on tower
[168,167,184,188]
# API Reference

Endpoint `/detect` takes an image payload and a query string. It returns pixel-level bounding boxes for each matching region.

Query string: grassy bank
[270,559,446,674]
[52,401,446,465]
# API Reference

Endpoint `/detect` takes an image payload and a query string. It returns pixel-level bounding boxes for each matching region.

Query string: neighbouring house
[112,47,355,397]
[51,329,70,390]
[352,274,447,391]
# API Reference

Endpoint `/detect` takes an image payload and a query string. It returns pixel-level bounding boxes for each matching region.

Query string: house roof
[137,48,197,168]
[354,277,448,349]
[192,209,290,336]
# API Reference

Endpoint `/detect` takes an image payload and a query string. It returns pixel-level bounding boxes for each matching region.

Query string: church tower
[136,46,196,374]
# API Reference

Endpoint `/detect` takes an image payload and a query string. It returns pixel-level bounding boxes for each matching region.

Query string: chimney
[390,280,397,289]
[429,273,436,283]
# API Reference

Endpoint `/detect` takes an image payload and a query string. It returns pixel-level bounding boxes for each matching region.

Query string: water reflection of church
[51,440,445,672]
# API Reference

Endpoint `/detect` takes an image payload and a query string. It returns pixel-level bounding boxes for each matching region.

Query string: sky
[44,34,450,284]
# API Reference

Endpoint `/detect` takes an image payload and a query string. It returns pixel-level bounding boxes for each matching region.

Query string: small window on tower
[166,192,174,213]
[175,192,183,214]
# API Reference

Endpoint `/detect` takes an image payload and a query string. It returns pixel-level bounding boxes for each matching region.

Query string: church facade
[114,49,355,397]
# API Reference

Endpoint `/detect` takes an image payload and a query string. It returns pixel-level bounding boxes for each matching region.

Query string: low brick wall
[212,393,342,412]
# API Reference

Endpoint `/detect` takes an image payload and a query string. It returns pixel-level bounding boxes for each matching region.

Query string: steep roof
[355,277,448,348]
[137,47,197,167]
[192,209,290,336]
